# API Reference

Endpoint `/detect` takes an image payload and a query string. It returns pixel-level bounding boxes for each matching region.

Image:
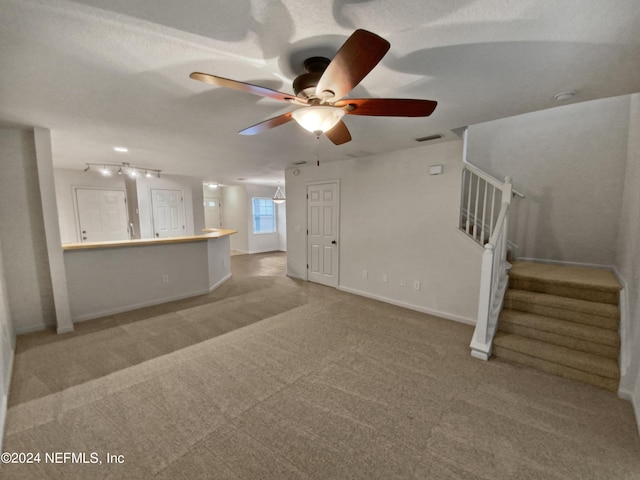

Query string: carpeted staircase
[493,261,622,392]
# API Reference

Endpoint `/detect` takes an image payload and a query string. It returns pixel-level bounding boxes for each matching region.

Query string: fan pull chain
[314,132,321,166]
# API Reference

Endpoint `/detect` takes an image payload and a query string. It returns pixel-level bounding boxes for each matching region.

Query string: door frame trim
[306,179,340,286]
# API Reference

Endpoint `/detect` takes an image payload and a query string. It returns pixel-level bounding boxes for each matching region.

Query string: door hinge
[307,264,309,269]
[307,229,309,235]
[306,194,309,199]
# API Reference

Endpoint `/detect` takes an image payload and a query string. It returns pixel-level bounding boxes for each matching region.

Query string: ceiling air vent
[415,134,442,143]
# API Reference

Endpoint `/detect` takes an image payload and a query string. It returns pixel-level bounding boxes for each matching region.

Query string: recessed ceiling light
[553,91,576,102]
[113,146,128,153]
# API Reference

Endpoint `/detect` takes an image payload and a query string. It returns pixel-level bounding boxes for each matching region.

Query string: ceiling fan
[190,29,437,145]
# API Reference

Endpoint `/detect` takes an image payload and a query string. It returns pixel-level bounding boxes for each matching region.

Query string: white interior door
[307,182,339,287]
[204,197,221,228]
[75,188,129,243]
[151,189,185,238]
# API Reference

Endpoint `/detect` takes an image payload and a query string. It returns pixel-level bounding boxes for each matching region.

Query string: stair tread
[499,309,620,347]
[505,289,619,319]
[510,261,621,293]
[493,346,619,392]
[493,332,619,379]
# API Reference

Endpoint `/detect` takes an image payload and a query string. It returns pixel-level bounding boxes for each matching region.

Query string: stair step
[493,344,619,392]
[493,332,619,380]
[509,261,621,304]
[504,289,619,330]
[499,309,619,351]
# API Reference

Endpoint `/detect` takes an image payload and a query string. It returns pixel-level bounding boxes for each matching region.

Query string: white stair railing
[460,163,507,246]
[469,184,512,361]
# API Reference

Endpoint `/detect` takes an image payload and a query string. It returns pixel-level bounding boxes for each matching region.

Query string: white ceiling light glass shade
[292,106,345,134]
[273,184,286,204]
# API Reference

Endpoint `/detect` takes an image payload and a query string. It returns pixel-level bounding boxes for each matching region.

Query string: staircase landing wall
[467,96,630,267]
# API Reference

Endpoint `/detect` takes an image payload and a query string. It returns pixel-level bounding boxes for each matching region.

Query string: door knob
[331,240,337,245]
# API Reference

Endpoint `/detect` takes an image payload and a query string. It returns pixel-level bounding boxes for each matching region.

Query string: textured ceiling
[1,0,639,186]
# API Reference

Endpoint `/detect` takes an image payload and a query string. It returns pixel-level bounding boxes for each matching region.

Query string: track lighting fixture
[83,162,161,178]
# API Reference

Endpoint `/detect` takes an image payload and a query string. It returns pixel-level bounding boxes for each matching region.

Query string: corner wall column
[33,128,74,334]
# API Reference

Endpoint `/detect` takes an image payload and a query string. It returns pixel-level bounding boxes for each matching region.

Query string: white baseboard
[209,273,232,292]
[72,279,233,324]
[286,272,306,281]
[15,322,56,336]
[0,349,15,453]
[337,285,476,326]
[56,324,75,335]
[618,387,640,435]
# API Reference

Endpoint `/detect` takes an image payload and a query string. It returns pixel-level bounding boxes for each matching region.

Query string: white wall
[54,170,204,242]
[616,93,640,417]
[277,200,287,252]
[246,184,281,254]
[285,140,482,324]
[136,174,203,239]
[221,184,287,254]
[34,129,73,334]
[222,186,248,253]
[0,237,15,452]
[0,128,56,333]
[64,237,231,321]
[467,96,630,267]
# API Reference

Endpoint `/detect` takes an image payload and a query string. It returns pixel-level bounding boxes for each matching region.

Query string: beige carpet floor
[2,252,640,479]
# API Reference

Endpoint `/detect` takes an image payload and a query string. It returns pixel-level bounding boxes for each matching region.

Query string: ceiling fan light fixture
[292,106,344,134]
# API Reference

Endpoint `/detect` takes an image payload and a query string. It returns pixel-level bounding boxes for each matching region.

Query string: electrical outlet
[400,278,406,286]
[382,274,388,283]
[414,281,421,290]
[362,270,368,279]
[162,274,169,283]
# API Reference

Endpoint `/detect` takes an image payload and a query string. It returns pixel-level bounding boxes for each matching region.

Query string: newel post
[470,242,495,360]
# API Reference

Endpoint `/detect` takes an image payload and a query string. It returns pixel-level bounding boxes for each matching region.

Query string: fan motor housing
[293,56,330,99]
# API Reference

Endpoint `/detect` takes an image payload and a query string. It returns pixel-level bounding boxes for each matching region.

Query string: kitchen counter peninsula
[62,230,236,322]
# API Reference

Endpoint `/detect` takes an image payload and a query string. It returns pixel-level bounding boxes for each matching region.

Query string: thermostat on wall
[429,165,443,175]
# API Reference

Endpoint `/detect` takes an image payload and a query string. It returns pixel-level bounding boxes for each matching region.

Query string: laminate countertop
[62,229,237,251]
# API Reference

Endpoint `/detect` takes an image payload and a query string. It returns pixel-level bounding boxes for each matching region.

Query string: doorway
[151,188,186,238]
[204,197,221,229]
[74,187,129,243]
[307,181,339,287]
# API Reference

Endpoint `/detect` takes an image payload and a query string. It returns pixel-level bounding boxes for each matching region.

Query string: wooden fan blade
[335,98,437,117]
[316,30,390,101]
[325,120,352,145]
[238,112,294,136]
[190,72,297,102]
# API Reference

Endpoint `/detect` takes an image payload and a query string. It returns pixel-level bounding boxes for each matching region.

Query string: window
[252,197,275,234]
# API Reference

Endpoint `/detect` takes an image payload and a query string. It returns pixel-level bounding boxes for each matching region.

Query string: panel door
[75,188,129,243]
[204,197,221,228]
[151,189,185,238]
[307,182,339,287]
